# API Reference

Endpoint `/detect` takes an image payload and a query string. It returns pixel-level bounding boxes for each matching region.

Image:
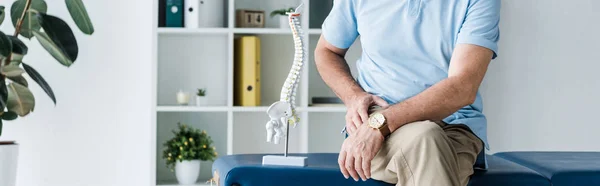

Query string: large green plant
[162,123,217,171]
[0,0,94,136]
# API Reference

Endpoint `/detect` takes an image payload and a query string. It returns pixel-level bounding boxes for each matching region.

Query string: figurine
[265,4,305,145]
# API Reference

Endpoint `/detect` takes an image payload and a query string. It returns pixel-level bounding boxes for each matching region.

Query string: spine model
[265,4,305,145]
[280,10,304,127]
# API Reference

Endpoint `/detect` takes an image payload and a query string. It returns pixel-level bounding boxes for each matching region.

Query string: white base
[262,155,306,167]
[0,143,19,186]
[175,160,201,185]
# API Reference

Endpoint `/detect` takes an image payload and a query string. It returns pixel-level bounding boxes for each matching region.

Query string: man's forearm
[381,76,476,133]
[380,44,492,134]
[314,43,364,103]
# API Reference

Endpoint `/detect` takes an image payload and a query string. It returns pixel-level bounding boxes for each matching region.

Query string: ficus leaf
[8,75,28,87]
[11,54,24,62]
[10,0,47,39]
[0,30,12,58]
[2,111,18,121]
[1,64,25,77]
[7,82,35,116]
[23,63,55,104]
[0,6,5,26]
[0,77,7,110]
[65,0,94,35]
[35,13,79,66]
[8,36,27,55]
[32,30,73,67]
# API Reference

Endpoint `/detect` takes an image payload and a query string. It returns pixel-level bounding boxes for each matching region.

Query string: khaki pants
[370,120,483,186]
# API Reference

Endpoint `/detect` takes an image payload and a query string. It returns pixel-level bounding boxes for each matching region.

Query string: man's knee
[386,120,446,145]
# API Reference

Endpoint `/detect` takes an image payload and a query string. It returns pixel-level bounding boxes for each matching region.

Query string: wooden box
[236,9,266,28]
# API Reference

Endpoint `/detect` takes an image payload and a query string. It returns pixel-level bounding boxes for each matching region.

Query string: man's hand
[344,92,389,135]
[338,123,385,181]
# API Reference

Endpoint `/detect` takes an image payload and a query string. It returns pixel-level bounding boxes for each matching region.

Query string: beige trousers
[370,120,483,186]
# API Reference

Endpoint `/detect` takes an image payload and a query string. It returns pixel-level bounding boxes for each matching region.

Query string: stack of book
[158,0,224,28]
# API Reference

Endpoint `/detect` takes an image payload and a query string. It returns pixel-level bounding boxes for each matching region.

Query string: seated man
[314,0,501,185]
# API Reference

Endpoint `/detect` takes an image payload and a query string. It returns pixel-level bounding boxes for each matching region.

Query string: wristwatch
[368,112,391,137]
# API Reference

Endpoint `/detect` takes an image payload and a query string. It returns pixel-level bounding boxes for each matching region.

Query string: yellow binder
[234,36,261,106]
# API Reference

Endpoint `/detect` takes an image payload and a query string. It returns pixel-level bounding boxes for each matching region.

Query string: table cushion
[495,151,600,186]
[469,154,551,186]
[212,153,392,186]
[212,153,550,186]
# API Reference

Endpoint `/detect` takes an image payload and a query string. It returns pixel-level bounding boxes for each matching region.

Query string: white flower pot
[279,16,290,29]
[0,143,19,186]
[196,96,207,106]
[175,160,201,185]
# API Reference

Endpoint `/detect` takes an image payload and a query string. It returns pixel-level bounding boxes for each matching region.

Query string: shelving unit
[151,0,359,185]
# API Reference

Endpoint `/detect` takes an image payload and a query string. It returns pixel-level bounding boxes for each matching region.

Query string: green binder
[166,0,183,27]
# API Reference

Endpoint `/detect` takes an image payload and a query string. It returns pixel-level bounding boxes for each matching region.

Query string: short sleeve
[321,0,359,49]
[456,0,501,59]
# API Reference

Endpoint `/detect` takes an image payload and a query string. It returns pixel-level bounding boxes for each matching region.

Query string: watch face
[369,113,385,128]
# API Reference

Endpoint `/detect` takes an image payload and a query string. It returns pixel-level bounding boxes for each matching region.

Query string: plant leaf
[22,63,55,104]
[36,13,78,66]
[1,64,25,77]
[10,0,48,39]
[0,119,3,136]
[0,77,7,110]
[7,82,35,116]
[0,30,12,58]
[0,6,5,26]
[8,36,27,55]
[65,0,94,35]
[8,75,28,87]
[11,54,24,62]
[32,30,73,67]
[2,111,18,121]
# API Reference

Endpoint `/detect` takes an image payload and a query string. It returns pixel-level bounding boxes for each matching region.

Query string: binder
[184,0,199,28]
[234,36,261,106]
[159,0,166,27]
[166,0,184,27]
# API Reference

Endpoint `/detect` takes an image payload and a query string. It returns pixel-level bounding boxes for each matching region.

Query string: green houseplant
[0,0,94,185]
[163,123,217,184]
[195,88,206,106]
[270,7,295,29]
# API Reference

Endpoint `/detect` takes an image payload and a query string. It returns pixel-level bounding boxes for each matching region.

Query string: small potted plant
[195,88,207,106]
[163,123,218,185]
[270,7,295,29]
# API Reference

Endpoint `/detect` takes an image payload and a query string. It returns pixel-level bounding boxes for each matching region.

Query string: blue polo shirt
[322,0,500,169]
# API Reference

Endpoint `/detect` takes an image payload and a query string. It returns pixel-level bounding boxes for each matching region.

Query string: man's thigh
[369,120,483,186]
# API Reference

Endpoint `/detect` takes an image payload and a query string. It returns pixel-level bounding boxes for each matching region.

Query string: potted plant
[163,123,217,185]
[0,0,94,185]
[270,7,295,29]
[195,88,206,106]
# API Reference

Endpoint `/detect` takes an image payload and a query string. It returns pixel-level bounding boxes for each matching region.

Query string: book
[166,0,184,27]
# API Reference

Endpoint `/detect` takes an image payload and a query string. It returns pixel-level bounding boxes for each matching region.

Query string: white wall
[0,0,154,186]
[482,0,600,153]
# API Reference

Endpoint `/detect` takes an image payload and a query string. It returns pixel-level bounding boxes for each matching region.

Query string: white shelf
[157,181,214,186]
[156,106,346,112]
[157,28,229,34]
[156,106,229,112]
[157,184,213,186]
[308,29,322,35]
[233,28,292,34]
[306,106,346,112]
[152,0,346,184]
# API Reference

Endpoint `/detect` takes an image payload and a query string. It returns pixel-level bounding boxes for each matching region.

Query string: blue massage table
[495,151,600,186]
[212,152,595,186]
